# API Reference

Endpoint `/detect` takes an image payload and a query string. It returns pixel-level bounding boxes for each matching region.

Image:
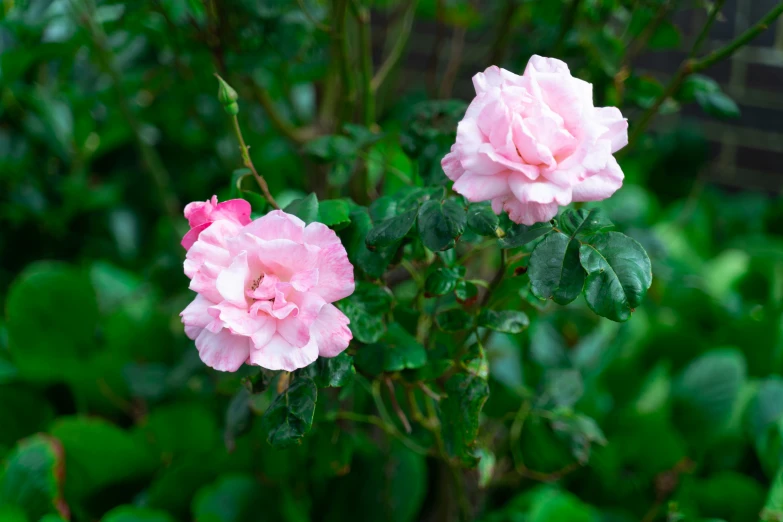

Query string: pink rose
[442,56,628,225]
[180,208,355,372]
[181,195,252,250]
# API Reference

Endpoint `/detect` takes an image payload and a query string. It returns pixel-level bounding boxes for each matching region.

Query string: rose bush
[4,0,780,520]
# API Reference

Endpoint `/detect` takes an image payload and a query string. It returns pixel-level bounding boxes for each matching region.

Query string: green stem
[230,115,280,209]
[692,2,783,73]
[332,0,355,124]
[689,0,727,58]
[247,79,311,145]
[356,5,375,126]
[628,1,783,149]
[480,248,507,308]
[296,0,331,32]
[371,0,418,92]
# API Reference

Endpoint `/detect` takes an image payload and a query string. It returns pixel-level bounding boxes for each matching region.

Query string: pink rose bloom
[181,195,252,250]
[442,55,628,225]
[180,207,355,372]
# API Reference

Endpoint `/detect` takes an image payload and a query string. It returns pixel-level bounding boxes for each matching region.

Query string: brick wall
[379,1,783,194]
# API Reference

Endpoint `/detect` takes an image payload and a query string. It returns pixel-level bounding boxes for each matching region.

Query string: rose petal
[503,198,559,226]
[594,106,628,153]
[195,328,250,372]
[572,156,624,202]
[310,303,352,357]
[215,251,251,308]
[241,210,305,243]
[453,172,510,202]
[248,334,319,371]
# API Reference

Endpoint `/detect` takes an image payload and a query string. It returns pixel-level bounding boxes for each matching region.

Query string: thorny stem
[230,114,280,209]
[692,2,783,73]
[628,1,783,148]
[371,0,418,92]
[689,0,727,58]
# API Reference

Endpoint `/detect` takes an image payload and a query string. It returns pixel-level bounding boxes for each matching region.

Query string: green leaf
[0,435,67,521]
[747,378,783,441]
[317,199,351,229]
[283,193,319,224]
[261,377,317,448]
[436,308,475,332]
[135,402,219,459]
[354,323,426,375]
[500,221,554,249]
[674,349,746,435]
[648,20,681,50]
[224,388,251,452]
[529,232,585,305]
[300,352,355,388]
[440,372,489,467]
[477,446,496,488]
[303,135,357,162]
[369,195,399,222]
[543,369,584,408]
[677,74,719,102]
[695,90,741,119]
[0,506,27,522]
[579,232,652,321]
[103,506,175,522]
[336,282,392,344]
[6,262,98,381]
[477,309,530,334]
[417,199,466,251]
[466,203,499,236]
[0,386,54,447]
[366,209,417,248]
[558,208,614,238]
[550,412,607,465]
[50,417,156,500]
[192,474,259,522]
[344,209,400,278]
[424,267,461,297]
[454,280,478,304]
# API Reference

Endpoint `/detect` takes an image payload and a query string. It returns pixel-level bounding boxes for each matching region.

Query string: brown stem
[385,377,412,433]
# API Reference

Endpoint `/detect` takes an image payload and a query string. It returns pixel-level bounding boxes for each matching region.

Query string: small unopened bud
[215,74,239,115]
[495,227,506,238]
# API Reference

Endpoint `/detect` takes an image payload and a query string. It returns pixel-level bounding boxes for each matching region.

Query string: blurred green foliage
[2,0,783,521]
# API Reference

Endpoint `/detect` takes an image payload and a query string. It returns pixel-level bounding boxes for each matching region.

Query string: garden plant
[2,1,783,521]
